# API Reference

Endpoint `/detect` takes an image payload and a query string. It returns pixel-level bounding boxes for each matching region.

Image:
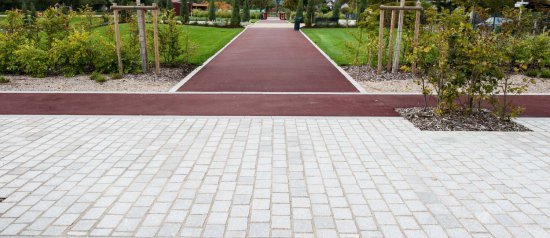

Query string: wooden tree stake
[392,0,405,74]
[113,4,123,74]
[152,5,160,75]
[377,9,385,75]
[111,2,159,75]
[387,10,396,72]
[412,1,421,74]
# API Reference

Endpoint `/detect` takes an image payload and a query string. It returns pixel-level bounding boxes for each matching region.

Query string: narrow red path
[1,93,548,117]
[177,25,358,92]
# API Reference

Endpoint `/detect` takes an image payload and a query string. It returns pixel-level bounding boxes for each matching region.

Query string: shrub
[208,0,216,21]
[37,7,72,48]
[230,0,240,26]
[76,5,101,31]
[110,73,123,79]
[526,69,550,78]
[242,0,250,22]
[158,10,183,65]
[0,10,26,74]
[14,43,50,78]
[90,37,118,73]
[181,0,190,23]
[296,0,304,19]
[3,9,25,35]
[0,32,20,73]
[524,34,550,70]
[192,9,209,18]
[0,76,9,84]
[90,72,106,83]
[332,1,341,20]
[49,30,96,76]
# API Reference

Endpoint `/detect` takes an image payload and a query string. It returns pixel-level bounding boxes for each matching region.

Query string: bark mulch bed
[397,107,532,132]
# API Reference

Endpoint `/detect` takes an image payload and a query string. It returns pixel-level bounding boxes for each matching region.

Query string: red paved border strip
[0,93,548,117]
[177,28,359,92]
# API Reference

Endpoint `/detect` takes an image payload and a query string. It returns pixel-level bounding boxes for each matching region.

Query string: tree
[208,0,216,21]
[305,0,315,27]
[243,0,250,22]
[30,0,37,22]
[332,0,340,20]
[359,0,367,14]
[21,0,28,16]
[296,0,304,20]
[181,0,189,23]
[230,0,241,26]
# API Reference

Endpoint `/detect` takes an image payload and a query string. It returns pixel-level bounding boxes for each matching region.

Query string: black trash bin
[294,17,302,31]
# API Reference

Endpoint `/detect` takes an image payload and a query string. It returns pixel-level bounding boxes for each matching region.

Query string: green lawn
[302,28,360,66]
[303,28,415,67]
[93,24,242,65]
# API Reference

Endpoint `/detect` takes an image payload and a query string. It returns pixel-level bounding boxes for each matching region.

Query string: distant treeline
[0,0,180,12]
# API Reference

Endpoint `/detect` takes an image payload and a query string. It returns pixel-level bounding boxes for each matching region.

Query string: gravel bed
[397,107,531,131]
[344,65,550,94]
[0,66,196,92]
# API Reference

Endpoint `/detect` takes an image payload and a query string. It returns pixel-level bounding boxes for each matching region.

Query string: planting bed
[0,67,195,92]
[397,107,532,131]
[345,66,550,94]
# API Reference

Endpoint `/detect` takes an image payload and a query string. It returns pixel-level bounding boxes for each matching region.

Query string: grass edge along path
[93,24,242,65]
[302,28,359,66]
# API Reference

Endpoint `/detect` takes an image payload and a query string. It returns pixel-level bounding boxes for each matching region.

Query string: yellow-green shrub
[37,7,72,48]
[0,10,26,73]
[49,30,96,76]
[14,44,50,77]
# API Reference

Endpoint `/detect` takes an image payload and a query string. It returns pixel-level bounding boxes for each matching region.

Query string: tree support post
[152,4,160,75]
[412,1,421,74]
[377,9,385,75]
[378,3,423,75]
[111,2,160,75]
[392,0,405,74]
[387,10,396,72]
[113,4,123,74]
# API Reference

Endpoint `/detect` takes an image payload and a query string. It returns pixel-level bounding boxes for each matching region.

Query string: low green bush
[0,76,9,83]
[49,30,96,76]
[14,44,50,77]
[90,72,106,83]
[526,69,550,78]
[109,72,123,79]
[192,10,208,18]
[37,7,71,48]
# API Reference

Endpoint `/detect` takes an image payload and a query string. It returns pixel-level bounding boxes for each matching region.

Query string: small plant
[90,72,106,83]
[0,76,10,84]
[158,10,183,65]
[37,7,72,48]
[526,69,550,78]
[109,73,123,80]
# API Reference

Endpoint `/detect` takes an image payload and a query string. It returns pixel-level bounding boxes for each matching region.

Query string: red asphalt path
[0,93,548,117]
[177,27,359,92]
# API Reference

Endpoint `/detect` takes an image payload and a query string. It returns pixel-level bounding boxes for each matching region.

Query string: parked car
[477,17,513,30]
[480,17,513,27]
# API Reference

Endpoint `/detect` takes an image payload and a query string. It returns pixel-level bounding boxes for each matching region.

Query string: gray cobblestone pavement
[0,116,549,237]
